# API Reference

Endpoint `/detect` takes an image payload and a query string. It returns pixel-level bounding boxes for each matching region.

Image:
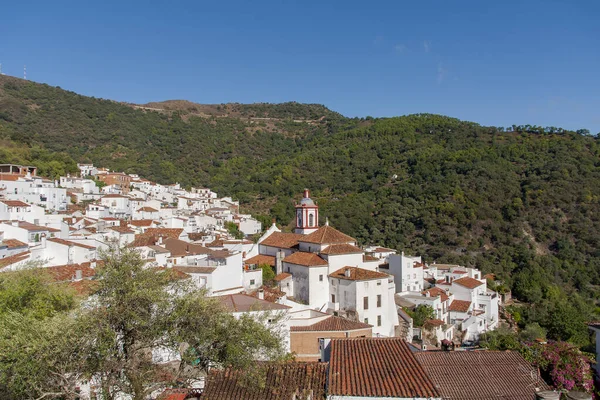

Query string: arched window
[309,213,314,227]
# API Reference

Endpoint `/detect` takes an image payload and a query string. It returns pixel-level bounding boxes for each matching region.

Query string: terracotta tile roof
[448,299,472,313]
[67,279,101,296]
[452,269,468,274]
[362,254,379,262]
[320,243,363,255]
[1,239,27,249]
[0,251,30,268]
[245,254,276,267]
[203,362,328,400]
[283,251,327,267]
[260,232,304,249]
[129,219,154,227]
[423,287,449,302]
[0,200,30,207]
[328,338,439,398]
[206,238,224,247]
[163,238,212,257]
[14,221,61,232]
[453,276,484,289]
[415,351,550,399]
[273,272,292,281]
[109,226,135,234]
[217,293,290,312]
[300,225,356,244]
[186,232,205,241]
[137,206,158,212]
[0,174,25,182]
[249,286,287,303]
[424,318,445,327]
[47,237,96,250]
[329,266,389,281]
[44,263,96,282]
[101,194,129,198]
[100,217,119,221]
[291,316,372,332]
[130,228,183,247]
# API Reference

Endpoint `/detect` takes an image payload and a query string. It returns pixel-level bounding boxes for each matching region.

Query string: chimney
[276,250,284,275]
[75,270,82,281]
[41,233,47,248]
[344,268,352,278]
[303,188,310,198]
[258,289,264,300]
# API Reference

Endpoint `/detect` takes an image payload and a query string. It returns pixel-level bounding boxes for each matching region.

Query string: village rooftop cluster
[0,163,562,399]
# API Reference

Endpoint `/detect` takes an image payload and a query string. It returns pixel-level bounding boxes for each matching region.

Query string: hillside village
[0,162,578,399]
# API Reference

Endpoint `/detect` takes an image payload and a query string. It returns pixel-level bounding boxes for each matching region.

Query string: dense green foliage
[405,305,436,327]
[1,75,599,341]
[0,248,287,400]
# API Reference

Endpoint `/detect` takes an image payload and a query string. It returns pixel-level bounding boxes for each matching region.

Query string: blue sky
[1,0,599,132]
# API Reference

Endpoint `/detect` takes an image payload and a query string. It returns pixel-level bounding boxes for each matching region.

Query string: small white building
[328,266,399,337]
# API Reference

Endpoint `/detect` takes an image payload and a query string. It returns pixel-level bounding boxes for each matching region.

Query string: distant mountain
[1,74,599,342]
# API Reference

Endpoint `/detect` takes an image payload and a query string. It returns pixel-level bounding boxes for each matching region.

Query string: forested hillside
[1,74,600,343]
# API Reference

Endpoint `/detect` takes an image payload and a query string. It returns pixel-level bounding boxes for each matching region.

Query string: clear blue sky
[1,0,599,132]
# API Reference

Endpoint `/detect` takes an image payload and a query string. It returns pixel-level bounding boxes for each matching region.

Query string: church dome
[299,189,315,207]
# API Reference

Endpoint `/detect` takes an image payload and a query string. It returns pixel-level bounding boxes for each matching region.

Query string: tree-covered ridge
[0,74,599,341]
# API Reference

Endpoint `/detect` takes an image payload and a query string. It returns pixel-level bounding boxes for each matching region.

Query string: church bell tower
[295,189,319,234]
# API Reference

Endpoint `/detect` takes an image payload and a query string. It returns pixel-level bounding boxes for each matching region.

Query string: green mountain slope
[1,74,600,342]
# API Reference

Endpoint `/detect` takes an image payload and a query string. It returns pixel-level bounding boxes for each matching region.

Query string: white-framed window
[319,274,323,282]
[250,279,255,285]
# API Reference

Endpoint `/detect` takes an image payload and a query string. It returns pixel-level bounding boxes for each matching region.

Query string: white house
[328,267,399,337]
[386,253,424,294]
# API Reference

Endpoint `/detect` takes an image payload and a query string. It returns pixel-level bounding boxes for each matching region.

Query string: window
[287,266,290,272]
[377,280,381,286]
[364,318,368,324]
[377,315,382,327]
[331,294,336,303]
[319,274,323,282]
[309,213,314,227]
[331,279,335,286]
[363,296,369,310]
[250,279,255,286]
[377,295,382,307]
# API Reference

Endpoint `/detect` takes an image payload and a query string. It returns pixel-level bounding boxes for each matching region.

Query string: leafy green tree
[261,263,276,285]
[519,323,546,342]
[0,248,288,400]
[479,326,521,350]
[405,305,435,327]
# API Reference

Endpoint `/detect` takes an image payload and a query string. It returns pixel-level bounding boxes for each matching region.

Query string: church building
[252,189,399,337]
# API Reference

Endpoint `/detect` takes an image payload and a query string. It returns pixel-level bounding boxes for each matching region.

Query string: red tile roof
[109,226,135,234]
[415,351,550,400]
[137,206,158,212]
[291,316,372,332]
[424,319,445,327]
[14,221,60,232]
[300,225,356,244]
[329,266,389,281]
[1,239,27,249]
[203,362,328,400]
[283,251,327,267]
[101,194,129,198]
[0,251,30,268]
[129,219,154,227]
[423,287,449,302]
[0,200,31,207]
[217,293,290,312]
[273,272,292,281]
[47,237,96,250]
[328,338,439,398]
[320,243,363,255]
[453,276,484,289]
[448,299,472,313]
[245,254,276,267]
[260,232,304,249]
[44,263,96,282]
